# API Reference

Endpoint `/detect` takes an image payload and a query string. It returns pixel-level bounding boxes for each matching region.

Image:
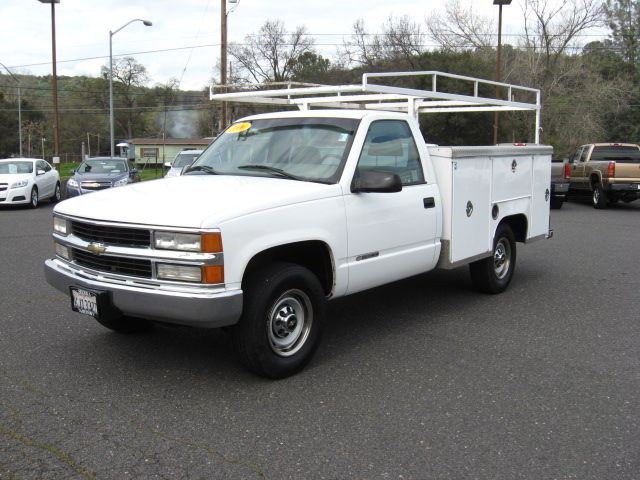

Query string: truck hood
[55,175,342,228]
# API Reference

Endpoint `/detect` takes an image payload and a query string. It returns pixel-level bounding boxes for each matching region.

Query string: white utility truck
[45,72,553,378]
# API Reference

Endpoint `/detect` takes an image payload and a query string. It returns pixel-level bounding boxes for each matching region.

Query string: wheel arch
[589,172,603,189]
[242,241,335,297]
[497,214,528,243]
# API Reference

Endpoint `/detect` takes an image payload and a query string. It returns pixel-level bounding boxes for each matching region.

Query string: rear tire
[50,182,61,203]
[230,262,325,379]
[470,224,516,294]
[96,315,154,334]
[593,183,607,209]
[550,196,564,209]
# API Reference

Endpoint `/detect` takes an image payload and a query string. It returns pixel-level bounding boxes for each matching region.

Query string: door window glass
[356,120,425,186]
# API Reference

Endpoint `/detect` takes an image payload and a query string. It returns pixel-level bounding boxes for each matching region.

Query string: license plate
[71,287,99,317]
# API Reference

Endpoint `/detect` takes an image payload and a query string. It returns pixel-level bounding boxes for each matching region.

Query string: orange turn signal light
[201,233,223,253]
[202,265,224,284]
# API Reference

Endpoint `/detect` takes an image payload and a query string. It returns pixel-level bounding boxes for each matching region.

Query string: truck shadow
[67,264,545,384]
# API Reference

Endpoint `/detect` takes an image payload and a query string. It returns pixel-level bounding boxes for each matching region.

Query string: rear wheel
[50,182,61,203]
[96,315,154,334]
[230,262,325,379]
[550,196,564,209]
[470,224,516,294]
[593,183,607,209]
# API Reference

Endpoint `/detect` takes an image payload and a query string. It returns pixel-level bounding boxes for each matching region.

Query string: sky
[0,0,604,92]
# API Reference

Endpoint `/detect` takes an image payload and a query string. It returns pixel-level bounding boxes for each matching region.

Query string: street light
[493,0,512,144]
[220,0,239,132]
[109,19,152,158]
[37,0,60,162]
[0,62,23,157]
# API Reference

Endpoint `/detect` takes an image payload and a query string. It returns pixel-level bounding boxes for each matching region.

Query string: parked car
[66,157,140,198]
[164,149,203,178]
[0,158,61,208]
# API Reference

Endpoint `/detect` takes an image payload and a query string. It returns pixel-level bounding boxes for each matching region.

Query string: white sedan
[0,158,61,208]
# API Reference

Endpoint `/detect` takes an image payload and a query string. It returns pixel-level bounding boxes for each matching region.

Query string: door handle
[423,197,435,208]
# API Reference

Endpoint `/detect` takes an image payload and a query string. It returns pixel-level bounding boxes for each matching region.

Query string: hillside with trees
[0,0,638,161]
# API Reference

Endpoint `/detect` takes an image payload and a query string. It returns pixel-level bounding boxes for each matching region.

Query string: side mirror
[131,168,138,174]
[37,169,46,176]
[69,169,76,174]
[351,169,403,193]
[164,162,172,168]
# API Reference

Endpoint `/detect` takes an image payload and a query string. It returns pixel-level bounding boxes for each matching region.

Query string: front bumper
[0,185,30,205]
[44,258,243,328]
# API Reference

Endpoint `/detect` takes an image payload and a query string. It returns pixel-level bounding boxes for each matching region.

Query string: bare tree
[425,0,496,52]
[520,0,606,76]
[101,57,151,139]
[228,20,316,83]
[341,16,426,69]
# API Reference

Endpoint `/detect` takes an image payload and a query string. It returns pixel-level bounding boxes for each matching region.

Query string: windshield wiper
[184,165,220,175]
[237,164,304,181]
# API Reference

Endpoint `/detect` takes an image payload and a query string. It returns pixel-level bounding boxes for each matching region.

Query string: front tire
[230,262,325,379]
[593,183,607,209]
[469,224,517,294]
[29,187,39,208]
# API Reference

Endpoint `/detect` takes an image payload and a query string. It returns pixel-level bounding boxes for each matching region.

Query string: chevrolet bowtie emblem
[87,243,106,255]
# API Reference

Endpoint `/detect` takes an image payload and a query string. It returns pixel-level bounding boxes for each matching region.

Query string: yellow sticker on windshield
[226,122,251,133]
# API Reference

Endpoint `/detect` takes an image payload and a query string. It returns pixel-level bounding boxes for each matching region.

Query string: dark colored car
[66,157,140,198]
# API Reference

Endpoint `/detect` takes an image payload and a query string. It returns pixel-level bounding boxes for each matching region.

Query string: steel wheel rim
[493,237,511,280]
[267,289,312,357]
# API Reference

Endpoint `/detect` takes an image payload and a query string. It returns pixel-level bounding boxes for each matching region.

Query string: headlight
[114,178,129,187]
[53,216,70,235]
[10,179,28,189]
[157,264,202,282]
[154,232,222,253]
[54,242,70,259]
[67,178,79,188]
[157,264,224,284]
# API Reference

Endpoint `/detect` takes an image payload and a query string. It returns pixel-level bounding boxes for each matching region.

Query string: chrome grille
[80,181,111,191]
[72,248,152,278]
[71,221,150,247]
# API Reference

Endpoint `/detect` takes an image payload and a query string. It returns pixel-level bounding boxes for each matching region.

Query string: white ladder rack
[210,71,542,143]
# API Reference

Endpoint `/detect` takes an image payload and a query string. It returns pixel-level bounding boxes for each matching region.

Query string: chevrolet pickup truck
[44,72,553,378]
[568,143,640,208]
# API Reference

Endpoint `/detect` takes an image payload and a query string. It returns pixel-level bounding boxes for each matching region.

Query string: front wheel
[230,262,325,379]
[469,224,517,294]
[29,187,39,208]
[593,183,607,209]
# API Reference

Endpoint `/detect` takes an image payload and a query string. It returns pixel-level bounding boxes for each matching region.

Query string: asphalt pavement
[0,198,638,479]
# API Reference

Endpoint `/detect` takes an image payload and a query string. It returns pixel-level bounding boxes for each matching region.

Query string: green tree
[605,0,640,74]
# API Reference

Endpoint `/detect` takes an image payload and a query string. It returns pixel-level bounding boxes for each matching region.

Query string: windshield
[173,153,200,168]
[187,117,359,183]
[0,161,33,174]
[79,160,128,174]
